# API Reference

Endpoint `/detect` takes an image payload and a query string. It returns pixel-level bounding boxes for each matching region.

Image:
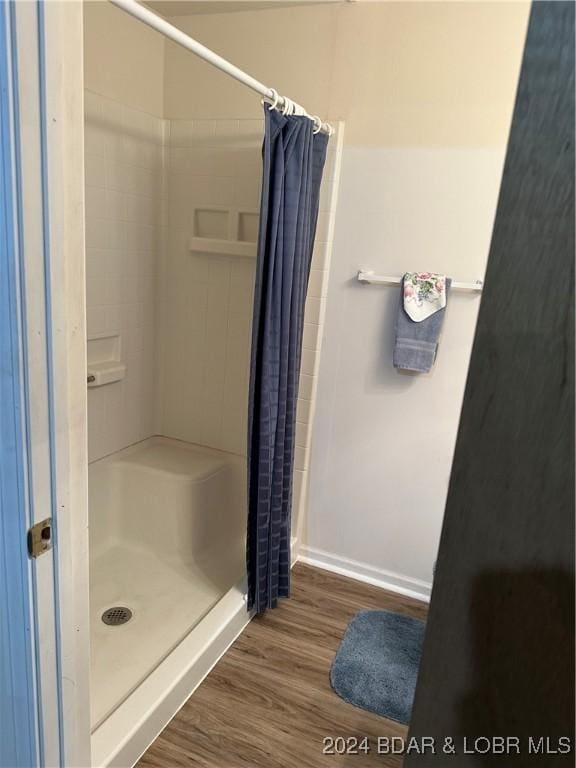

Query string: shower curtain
[246,107,329,613]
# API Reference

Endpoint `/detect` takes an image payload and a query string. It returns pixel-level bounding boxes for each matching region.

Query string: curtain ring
[312,116,322,134]
[281,97,292,116]
[265,88,280,111]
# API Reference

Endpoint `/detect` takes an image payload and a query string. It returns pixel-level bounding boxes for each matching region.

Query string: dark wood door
[405,2,575,765]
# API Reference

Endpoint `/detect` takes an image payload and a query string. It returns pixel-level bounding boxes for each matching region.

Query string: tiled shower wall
[84,90,165,462]
[158,117,343,537]
[157,118,264,455]
[85,97,343,519]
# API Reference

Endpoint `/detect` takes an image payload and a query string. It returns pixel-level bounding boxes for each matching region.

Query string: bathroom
[83,0,524,760]
[1,1,573,767]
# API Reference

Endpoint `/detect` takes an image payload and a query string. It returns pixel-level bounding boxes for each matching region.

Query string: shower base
[91,541,237,728]
[89,436,249,766]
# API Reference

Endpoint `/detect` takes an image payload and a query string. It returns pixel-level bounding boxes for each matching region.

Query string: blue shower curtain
[246,107,329,613]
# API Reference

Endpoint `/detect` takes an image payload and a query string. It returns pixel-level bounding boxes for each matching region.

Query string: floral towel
[403,272,447,322]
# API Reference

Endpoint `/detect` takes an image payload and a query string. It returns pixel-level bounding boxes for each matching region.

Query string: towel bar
[356,270,483,292]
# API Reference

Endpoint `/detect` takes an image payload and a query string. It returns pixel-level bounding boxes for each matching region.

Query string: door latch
[28,518,52,558]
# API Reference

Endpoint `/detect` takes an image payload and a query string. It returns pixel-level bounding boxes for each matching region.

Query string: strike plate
[28,518,52,558]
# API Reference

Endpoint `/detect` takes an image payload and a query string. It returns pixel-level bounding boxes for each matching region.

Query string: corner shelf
[189,205,258,259]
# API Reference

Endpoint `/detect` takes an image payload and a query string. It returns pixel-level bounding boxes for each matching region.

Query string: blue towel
[393,278,451,372]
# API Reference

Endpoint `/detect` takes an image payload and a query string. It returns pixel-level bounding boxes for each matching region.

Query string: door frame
[1,2,91,765]
[0,2,41,764]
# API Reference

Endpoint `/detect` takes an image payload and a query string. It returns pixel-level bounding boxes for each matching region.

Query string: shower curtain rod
[108,0,333,135]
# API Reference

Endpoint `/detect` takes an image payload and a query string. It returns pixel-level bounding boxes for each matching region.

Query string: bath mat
[330,609,425,724]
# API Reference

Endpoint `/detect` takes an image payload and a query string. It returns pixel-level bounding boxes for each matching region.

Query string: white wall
[305,146,507,598]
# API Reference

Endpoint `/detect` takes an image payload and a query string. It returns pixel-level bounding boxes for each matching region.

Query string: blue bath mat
[330,609,425,724]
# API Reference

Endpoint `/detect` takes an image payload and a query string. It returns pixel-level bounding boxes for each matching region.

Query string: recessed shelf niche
[189,206,259,258]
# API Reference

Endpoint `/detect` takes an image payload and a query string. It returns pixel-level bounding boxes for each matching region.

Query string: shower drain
[101,606,132,626]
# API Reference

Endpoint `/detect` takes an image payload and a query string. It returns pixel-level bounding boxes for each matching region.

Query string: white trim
[40,3,92,765]
[11,2,91,764]
[12,4,61,763]
[290,535,299,565]
[91,583,252,768]
[298,546,431,603]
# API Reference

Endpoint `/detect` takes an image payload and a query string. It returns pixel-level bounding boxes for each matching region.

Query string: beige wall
[163,1,529,146]
[84,0,165,116]
[84,0,529,144]
[328,1,529,146]
[163,3,333,122]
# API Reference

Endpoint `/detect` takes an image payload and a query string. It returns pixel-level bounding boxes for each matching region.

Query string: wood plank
[138,563,427,768]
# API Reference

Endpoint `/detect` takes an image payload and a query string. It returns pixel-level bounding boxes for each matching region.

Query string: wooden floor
[138,563,427,768]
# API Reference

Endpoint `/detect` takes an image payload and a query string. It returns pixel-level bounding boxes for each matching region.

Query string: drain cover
[101,606,132,626]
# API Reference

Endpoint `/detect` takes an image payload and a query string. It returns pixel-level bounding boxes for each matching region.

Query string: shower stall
[84,2,342,763]
[89,439,246,728]
[86,90,259,762]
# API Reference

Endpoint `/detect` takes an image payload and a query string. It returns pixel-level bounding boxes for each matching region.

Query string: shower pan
[89,439,250,765]
[89,437,246,728]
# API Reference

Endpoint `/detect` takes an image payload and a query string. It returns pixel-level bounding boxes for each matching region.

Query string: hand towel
[393,272,451,373]
[403,272,446,321]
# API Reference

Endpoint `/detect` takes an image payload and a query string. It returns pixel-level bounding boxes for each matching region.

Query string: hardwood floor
[138,563,428,768]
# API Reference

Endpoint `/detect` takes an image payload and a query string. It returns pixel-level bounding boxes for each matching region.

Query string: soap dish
[87,362,126,388]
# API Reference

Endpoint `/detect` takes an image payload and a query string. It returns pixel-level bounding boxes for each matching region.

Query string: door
[405,2,575,762]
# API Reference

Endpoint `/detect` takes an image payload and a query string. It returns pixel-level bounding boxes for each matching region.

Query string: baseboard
[298,546,431,603]
[290,535,299,565]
